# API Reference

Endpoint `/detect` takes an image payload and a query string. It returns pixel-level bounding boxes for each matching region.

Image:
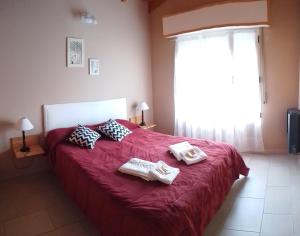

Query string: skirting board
[242,149,288,155]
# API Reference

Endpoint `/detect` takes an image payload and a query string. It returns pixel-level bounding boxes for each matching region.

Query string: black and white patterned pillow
[98,119,132,142]
[69,125,100,149]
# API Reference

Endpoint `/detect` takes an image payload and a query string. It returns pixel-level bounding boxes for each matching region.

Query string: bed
[43,98,249,236]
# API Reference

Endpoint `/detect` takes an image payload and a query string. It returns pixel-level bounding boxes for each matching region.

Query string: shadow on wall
[0,120,15,149]
[131,102,138,116]
[71,8,85,18]
[0,120,15,132]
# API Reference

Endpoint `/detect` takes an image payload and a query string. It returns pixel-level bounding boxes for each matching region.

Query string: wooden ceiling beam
[122,0,166,13]
[147,0,167,13]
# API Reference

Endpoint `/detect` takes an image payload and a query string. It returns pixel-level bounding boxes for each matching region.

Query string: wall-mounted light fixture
[80,12,98,25]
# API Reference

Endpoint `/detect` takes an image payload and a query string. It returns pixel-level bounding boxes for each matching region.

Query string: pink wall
[150,0,300,153]
[0,0,153,180]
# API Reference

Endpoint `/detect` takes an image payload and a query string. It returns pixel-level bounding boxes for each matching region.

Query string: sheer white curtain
[174,28,264,152]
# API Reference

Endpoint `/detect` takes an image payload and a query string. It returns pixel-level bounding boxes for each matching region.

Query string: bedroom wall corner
[0,0,153,181]
[261,0,300,153]
[150,0,300,153]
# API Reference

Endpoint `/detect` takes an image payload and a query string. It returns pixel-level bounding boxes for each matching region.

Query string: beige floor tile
[241,155,252,166]
[293,183,300,233]
[0,223,4,236]
[81,220,99,236]
[40,231,59,236]
[260,214,293,236]
[223,198,264,232]
[46,222,88,236]
[272,156,300,177]
[289,161,300,177]
[4,211,54,236]
[292,182,300,207]
[231,175,266,199]
[264,186,292,214]
[2,154,300,236]
[247,157,270,175]
[268,166,291,187]
[294,213,300,233]
[204,206,228,236]
[205,224,259,236]
[291,176,300,191]
[0,179,29,204]
[47,201,84,228]
[0,198,18,222]
[270,156,293,167]
[14,190,64,217]
[218,229,259,236]
[10,172,59,199]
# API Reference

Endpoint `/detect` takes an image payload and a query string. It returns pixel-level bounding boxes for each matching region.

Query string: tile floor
[204,154,300,236]
[0,172,98,236]
[0,154,299,236]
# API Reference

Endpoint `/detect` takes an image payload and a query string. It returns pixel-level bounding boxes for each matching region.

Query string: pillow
[98,119,132,142]
[69,125,100,149]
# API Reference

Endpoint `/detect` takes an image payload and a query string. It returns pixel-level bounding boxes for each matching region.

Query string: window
[174,28,264,152]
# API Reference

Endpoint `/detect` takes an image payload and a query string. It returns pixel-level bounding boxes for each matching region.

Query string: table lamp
[16,117,34,152]
[137,101,149,126]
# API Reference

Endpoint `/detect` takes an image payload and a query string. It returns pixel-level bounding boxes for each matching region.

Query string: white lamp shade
[137,102,149,111]
[16,117,34,131]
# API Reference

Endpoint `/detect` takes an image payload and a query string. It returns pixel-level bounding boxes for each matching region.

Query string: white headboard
[43,98,127,134]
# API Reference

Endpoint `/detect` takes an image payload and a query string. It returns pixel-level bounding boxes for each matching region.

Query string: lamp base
[139,121,146,126]
[20,146,30,152]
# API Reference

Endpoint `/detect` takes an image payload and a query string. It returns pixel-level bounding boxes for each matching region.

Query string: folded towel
[118,158,156,181]
[119,158,180,184]
[169,142,207,165]
[169,141,192,161]
[149,161,180,185]
[180,146,207,165]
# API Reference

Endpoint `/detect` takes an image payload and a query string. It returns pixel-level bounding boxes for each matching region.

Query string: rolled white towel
[118,158,156,181]
[149,161,180,185]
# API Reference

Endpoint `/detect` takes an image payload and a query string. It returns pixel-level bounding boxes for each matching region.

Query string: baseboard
[241,149,288,155]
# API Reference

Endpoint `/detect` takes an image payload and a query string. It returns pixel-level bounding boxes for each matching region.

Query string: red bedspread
[45,120,249,236]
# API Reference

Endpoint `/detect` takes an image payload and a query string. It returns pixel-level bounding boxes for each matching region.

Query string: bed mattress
[45,120,249,236]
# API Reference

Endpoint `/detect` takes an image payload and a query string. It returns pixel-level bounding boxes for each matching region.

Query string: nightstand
[140,124,157,130]
[129,116,156,130]
[10,134,45,159]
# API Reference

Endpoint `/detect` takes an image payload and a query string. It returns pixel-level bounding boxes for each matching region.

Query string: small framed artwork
[89,58,100,76]
[67,37,84,67]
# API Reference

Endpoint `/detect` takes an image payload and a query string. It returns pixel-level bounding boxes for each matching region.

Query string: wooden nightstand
[10,134,45,159]
[129,116,156,130]
[140,124,157,130]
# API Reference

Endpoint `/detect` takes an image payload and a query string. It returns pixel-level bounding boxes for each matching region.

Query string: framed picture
[89,58,100,76]
[67,37,84,67]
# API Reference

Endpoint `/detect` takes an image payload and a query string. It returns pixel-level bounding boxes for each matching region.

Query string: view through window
[174,28,264,152]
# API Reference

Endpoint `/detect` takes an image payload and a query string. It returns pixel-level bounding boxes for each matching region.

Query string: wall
[0,0,152,180]
[150,0,300,153]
